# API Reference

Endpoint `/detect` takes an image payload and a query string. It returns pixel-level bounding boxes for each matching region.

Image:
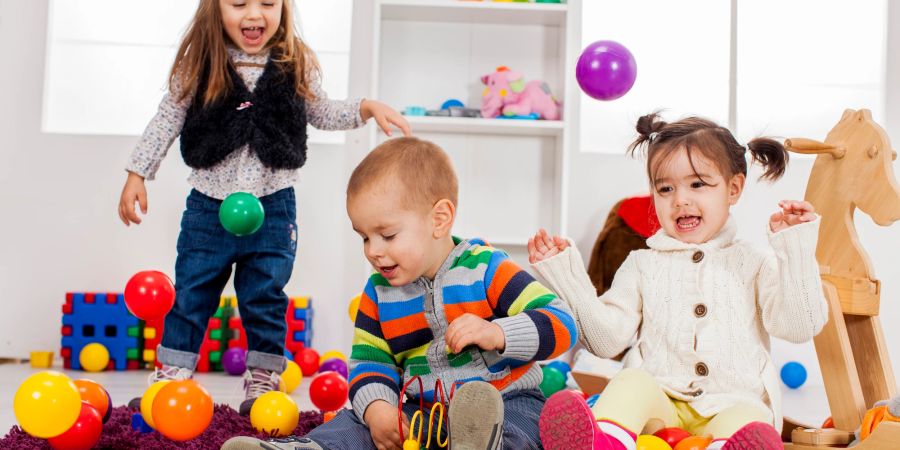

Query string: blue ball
[585,393,601,408]
[546,360,571,377]
[780,361,807,389]
[440,99,465,110]
[284,349,294,361]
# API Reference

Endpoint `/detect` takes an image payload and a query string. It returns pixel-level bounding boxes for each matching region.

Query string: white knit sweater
[533,216,829,431]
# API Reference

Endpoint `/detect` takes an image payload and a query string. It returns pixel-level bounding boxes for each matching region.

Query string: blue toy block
[62,292,140,371]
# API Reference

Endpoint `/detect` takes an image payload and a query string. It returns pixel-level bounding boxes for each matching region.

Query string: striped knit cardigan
[348,238,577,421]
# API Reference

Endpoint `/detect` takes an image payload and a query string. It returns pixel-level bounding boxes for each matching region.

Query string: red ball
[47,402,103,450]
[309,371,349,412]
[124,270,175,320]
[296,348,320,376]
[654,427,692,448]
[152,380,214,441]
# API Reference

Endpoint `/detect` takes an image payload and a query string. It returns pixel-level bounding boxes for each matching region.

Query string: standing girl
[529,113,828,449]
[118,0,410,415]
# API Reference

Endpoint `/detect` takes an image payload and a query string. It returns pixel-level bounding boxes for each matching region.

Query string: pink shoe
[721,422,783,450]
[539,390,630,450]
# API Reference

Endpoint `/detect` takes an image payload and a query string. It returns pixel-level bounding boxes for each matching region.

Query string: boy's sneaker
[126,365,194,409]
[539,389,635,450]
[239,368,283,416]
[448,381,504,450]
[220,435,324,450]
[718,421,783,450]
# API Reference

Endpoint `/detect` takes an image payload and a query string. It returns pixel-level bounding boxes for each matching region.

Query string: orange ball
[151,380,214,441]
[72,379,110,423]
[673,436,712,450]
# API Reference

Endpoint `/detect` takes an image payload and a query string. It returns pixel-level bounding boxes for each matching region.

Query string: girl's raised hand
[769,200,816,233]
[527,228,569,264]
[360,100,411,138]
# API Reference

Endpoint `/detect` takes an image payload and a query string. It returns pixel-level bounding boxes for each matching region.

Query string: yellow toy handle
[426,402,448,448]
[404,410,424,450]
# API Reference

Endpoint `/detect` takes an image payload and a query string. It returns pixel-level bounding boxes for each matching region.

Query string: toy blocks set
[61,293,314,372]
[61,292,142,370]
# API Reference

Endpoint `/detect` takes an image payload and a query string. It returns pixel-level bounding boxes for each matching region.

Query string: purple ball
[223,347,247,375]
[319,358,348,380]
[576,40,637,101]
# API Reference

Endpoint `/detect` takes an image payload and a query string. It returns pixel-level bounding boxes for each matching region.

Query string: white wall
[1,0,898,416]
[0,0,359,358]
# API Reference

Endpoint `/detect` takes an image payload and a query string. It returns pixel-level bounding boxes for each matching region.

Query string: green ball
[539,366,567,397]
[219,192,265,236]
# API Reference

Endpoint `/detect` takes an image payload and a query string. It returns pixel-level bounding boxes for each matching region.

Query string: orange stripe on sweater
[444,301,492,323]
[382,313,429,340]
[486,260,518,309]
[537,309,571,358]
[349,371,396,388]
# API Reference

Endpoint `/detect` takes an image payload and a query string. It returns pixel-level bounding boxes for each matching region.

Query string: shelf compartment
[379,0,568,26]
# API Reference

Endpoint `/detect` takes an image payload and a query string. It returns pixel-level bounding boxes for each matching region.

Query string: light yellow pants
[592,368,771,439]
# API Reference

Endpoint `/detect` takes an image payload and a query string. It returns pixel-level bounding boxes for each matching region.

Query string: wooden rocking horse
[782,110,900,448]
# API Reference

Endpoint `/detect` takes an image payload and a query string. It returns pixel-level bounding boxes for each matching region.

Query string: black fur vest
[180,56,308,170]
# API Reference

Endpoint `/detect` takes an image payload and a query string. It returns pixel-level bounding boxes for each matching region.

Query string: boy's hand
[527,228,570,264]
[445,313,505,354]
[360,99,412,138]
[769,200,816,233]
[364,400,407,450]
[118,172,148,226]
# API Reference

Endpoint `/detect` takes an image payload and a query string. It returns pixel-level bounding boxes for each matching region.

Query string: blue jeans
[158,188,298,372]
[304,389,545,449]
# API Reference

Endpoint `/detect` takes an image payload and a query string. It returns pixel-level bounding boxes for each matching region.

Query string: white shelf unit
[350,0,582,250]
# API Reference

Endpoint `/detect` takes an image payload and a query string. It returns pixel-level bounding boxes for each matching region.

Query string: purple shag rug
[1,404,323,449]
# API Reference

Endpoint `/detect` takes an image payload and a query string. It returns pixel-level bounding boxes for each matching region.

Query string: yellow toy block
[143,349,156,362]
[144,327,156,340]
[30,351,54,368]
[292,297,309,309]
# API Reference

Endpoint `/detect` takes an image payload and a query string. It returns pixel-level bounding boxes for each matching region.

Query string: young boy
[222,137,577,450]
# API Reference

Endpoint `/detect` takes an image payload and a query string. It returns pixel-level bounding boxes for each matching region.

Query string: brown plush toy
[587,195,660,295]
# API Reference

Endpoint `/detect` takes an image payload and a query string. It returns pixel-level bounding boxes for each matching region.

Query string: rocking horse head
[785,109,900,280]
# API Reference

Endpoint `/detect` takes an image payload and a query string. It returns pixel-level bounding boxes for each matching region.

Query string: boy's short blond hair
[347,137,458,211]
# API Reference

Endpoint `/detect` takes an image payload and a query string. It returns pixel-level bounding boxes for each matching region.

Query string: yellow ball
[281,360,303,394]
[403,439,420,450]
[79,343,110,372]
[250,391,299,437]
[319,350,347,365]
[637,434,673,450]
[348,294,361,322]
[13,371,81,438]
[140,380,172,429]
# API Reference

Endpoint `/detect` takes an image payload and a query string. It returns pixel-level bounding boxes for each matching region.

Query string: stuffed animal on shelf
[480,66,561,120]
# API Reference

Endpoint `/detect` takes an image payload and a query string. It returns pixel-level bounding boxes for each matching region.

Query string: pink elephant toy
[480,66,561,120]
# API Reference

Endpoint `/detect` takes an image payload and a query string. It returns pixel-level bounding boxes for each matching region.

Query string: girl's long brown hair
[169,0,320,106]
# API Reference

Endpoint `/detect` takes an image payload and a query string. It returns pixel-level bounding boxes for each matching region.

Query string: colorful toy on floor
[653,427,691,448]
[46,401,103,450]
[858,396,900,443]
[281,360,303,394]
[30,351,54,368]
[539,365,567,397]
[139,380,171,430]
[220,191,265,236]
[78,342,110,372]
[780,361,807,389]
[296,347,320,376]
[72,379,111,423]
[61,292,141,371]
[130,412,154,434]
[124,270,176,320]
[636,434,672,450]
[319,350,346,364]
[545,360,571,377]
[319,358,348,380]
[672,435,711,450]
[249,391,300,437]
[576,40,637,101]
[152,380,214,441]
[480,66,560,120]
[284,296,314,356]
[223,347,247,376]
[309,371,349,412]
[13,371,81,439]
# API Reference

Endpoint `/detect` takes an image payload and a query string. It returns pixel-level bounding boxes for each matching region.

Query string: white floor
[0,363,831,435]
[0,362,321,435]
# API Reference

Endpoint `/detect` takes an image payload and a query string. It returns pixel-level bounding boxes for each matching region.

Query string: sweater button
[695,362,709,376]
[692,251,704,263]
[694,304,707,318]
